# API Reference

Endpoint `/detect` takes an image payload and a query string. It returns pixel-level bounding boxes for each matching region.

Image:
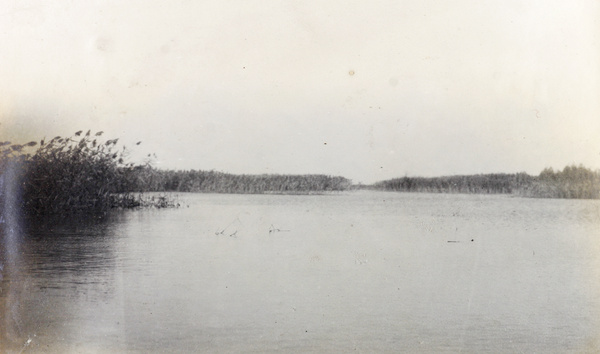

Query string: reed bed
[0,131,350,217]
[373,165,600,199]
[121,167,352,194]
[3,129,596,221]
[0,130,170,217]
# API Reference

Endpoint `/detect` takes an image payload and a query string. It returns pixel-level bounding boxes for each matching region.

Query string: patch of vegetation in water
[0,130,178,218]
[120,167,353,194]
[0,131,350,219]
[372,165,600,199]
[3,129,597,223]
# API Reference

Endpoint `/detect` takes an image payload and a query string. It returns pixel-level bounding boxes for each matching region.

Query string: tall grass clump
[0,130,163,217]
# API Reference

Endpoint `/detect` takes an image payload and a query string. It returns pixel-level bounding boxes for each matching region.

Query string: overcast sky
[1,1,599,183]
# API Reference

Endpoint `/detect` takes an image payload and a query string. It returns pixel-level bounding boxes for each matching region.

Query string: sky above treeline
[1,1,599,183]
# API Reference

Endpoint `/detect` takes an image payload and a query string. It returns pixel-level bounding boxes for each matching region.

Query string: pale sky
[1,1,599,183]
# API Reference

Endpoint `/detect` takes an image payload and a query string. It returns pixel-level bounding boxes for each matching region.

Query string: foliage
[0,131,352,217]
[522,165,600,199]
[373,166,600,199]
[3,130,597,220]
[0,131,149,217]
[373,173,533,194]
[123,167,352,194]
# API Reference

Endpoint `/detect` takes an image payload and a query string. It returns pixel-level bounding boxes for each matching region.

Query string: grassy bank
[372,165,600,199]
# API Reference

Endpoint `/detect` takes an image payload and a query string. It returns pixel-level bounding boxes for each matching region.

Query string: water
[2,191,600,353]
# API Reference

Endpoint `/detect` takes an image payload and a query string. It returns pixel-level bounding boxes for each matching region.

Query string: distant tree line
[373,165,600,199]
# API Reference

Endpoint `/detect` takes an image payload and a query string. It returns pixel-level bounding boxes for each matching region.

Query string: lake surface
[1,191,600,353]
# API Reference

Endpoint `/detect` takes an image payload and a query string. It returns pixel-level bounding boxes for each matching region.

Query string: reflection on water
[1,192,600,353]
[25,217,121,282]
[1,214,125,352]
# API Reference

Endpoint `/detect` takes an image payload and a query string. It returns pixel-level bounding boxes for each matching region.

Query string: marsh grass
[0,130,173,217]
[520,166,600,199]
[374,165,600,199]
[1,130,349,218]
[3,129,596,221]
[121,168,353,194]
